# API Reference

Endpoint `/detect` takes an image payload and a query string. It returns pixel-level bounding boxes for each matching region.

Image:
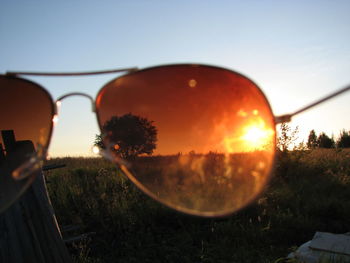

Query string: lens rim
[95,64,277,217]
[0,74,56,212]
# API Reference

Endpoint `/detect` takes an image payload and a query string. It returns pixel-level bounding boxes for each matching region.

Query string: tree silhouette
[307,129,318,149]
[337,130,350,148]
[95,113,157,159]
[277,123,299,152]
[317,132,334,148]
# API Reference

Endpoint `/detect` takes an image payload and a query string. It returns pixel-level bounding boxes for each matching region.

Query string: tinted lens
[96,65,275,217]
[0,76,54,212]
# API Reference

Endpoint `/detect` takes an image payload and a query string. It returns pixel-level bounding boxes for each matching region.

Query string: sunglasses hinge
[274,115,292,124]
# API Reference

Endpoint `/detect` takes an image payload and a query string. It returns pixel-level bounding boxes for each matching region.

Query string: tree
[317,132,334,148]
[277,123,299,152]
[337,130,350,148]
[307,129,318,149]
[95,113,157,159]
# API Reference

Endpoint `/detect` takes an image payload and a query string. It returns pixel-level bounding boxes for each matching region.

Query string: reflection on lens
[0,76,54,213]
[96,65,276,217]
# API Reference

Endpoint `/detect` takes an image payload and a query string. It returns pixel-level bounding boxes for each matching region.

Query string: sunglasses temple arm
[275,84,350,124]
[6,67,138,77]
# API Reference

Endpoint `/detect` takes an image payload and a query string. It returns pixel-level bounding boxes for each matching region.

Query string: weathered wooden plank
[0,129,72,263]
[0,173,73,263]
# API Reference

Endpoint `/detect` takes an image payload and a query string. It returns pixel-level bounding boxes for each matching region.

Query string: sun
[218,110,275,153]
[243,126,267,144]
[221,121,274,153]
[241,123,274,151]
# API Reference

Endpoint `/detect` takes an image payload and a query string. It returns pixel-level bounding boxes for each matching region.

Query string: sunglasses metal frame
[6,65,350,125]
[2,63,350,217]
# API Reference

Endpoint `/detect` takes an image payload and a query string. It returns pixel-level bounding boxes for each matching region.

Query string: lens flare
[92,146,100,155]
[241,120,274,151]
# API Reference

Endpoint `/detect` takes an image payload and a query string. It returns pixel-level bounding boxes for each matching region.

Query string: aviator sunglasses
[1,64,349,217]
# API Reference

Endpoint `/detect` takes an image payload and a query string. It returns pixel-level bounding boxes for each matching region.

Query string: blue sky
[1,1,350,156]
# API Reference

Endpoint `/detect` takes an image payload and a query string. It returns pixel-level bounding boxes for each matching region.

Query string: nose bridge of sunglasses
[55,92,96,113]
[49,92,100,157]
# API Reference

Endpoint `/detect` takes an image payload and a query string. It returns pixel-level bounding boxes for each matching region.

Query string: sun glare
[243,126,266,144]
[221,109,275,153]
[92,146,100,155]
[241,122,274,151]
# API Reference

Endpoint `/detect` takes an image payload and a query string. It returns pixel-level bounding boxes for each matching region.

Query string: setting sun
[241,122,274,151]
[243,126,268,144]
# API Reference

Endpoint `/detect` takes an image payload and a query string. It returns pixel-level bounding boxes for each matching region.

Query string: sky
[1,0,350,157]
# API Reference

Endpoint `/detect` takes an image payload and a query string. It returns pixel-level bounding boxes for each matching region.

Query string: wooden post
[0,130,72,263]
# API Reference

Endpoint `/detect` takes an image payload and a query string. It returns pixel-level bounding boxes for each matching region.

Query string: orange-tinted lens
[0,76,54,212]
[96,65,276,217]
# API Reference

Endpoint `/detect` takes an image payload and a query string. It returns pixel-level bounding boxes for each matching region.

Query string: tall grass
[44,149,350,262]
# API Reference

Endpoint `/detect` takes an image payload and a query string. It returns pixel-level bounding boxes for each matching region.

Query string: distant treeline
[307,129,350,149]
[277,124,350,151]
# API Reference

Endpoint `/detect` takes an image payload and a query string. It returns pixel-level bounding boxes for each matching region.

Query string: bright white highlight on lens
[92,146,100,154]
[52,115,59,124]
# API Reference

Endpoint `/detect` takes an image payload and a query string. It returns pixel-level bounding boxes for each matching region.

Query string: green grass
[44,149,350,262]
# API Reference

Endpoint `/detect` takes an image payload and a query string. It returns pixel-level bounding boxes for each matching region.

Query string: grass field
[44,148,350,262]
